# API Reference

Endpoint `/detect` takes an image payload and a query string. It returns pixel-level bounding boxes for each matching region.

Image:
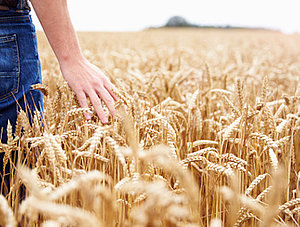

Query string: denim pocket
[0,34,20,101]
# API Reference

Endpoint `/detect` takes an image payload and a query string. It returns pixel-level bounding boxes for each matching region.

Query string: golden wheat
[0,29,299,226]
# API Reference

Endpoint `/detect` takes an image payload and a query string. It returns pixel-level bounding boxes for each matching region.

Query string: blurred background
[31,0,300,33]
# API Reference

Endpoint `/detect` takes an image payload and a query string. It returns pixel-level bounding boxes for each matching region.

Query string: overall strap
[16,0,23,9]
[16,0,29,10]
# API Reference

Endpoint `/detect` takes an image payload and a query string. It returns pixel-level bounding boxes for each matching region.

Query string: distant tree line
[154,15,267,30]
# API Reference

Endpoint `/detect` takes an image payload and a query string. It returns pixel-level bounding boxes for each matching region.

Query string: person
[0,0,118,194]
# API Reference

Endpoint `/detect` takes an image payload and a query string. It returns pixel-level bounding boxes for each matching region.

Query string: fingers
[87,90,108,124]
[96,87,116,116]
[76,91,91,120]
[69,65,120,123]
[77,87,116,123]
[104,83,119,102]
[78,82,118,123]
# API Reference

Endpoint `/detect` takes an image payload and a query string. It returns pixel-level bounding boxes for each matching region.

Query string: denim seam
[0,38,15,44]
[0,34,20,101]
[15,34,20,97]
[0,15,30,22]
[0,33,16,41]
[0,19,30,23]
[0,15,29,19]
[20,0,23,9]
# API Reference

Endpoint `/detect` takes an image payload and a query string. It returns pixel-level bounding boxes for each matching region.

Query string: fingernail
[102,118,108,124]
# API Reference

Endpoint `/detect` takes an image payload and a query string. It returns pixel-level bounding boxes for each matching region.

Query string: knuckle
[92,81,102,88]
[89,94,101,106]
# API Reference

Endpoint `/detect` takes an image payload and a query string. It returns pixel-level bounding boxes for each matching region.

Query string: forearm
[31,0,84,65]
[30,0,118,123]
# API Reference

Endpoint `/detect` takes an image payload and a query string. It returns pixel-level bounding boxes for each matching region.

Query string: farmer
[0,0,117,194]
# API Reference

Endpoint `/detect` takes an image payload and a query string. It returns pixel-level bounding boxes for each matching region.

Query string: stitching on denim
[14,34,20,96]
[20,0,24,9]
[0,37,15,44]
[0,18,29,22]
[0,34,20,101]
[0,19,30,23]
[8,36,17,98]
[0,15,29,20]
[0,15,30,22]
[0,35,17,100]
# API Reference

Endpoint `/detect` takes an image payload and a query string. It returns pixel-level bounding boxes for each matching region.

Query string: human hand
[59,57,118,123]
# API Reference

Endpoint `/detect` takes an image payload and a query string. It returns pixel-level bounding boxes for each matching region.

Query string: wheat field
[0,28,300,227]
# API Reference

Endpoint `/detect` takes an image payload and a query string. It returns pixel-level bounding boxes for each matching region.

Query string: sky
[31,0,300,33]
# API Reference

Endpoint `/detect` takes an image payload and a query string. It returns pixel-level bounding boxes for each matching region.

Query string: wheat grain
[0,195,17,227]
[0,29,298,227]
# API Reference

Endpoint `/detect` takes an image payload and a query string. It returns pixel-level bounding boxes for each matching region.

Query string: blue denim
[0,0,29,10]
[0,9,43,143]
[0,9,43,195]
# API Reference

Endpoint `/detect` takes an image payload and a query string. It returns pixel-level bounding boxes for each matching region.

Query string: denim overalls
[0,0,30,9]
[0,0,43,144]
[0,0,43,195]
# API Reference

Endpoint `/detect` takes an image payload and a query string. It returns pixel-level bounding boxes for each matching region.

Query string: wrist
[58,52,86,67]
